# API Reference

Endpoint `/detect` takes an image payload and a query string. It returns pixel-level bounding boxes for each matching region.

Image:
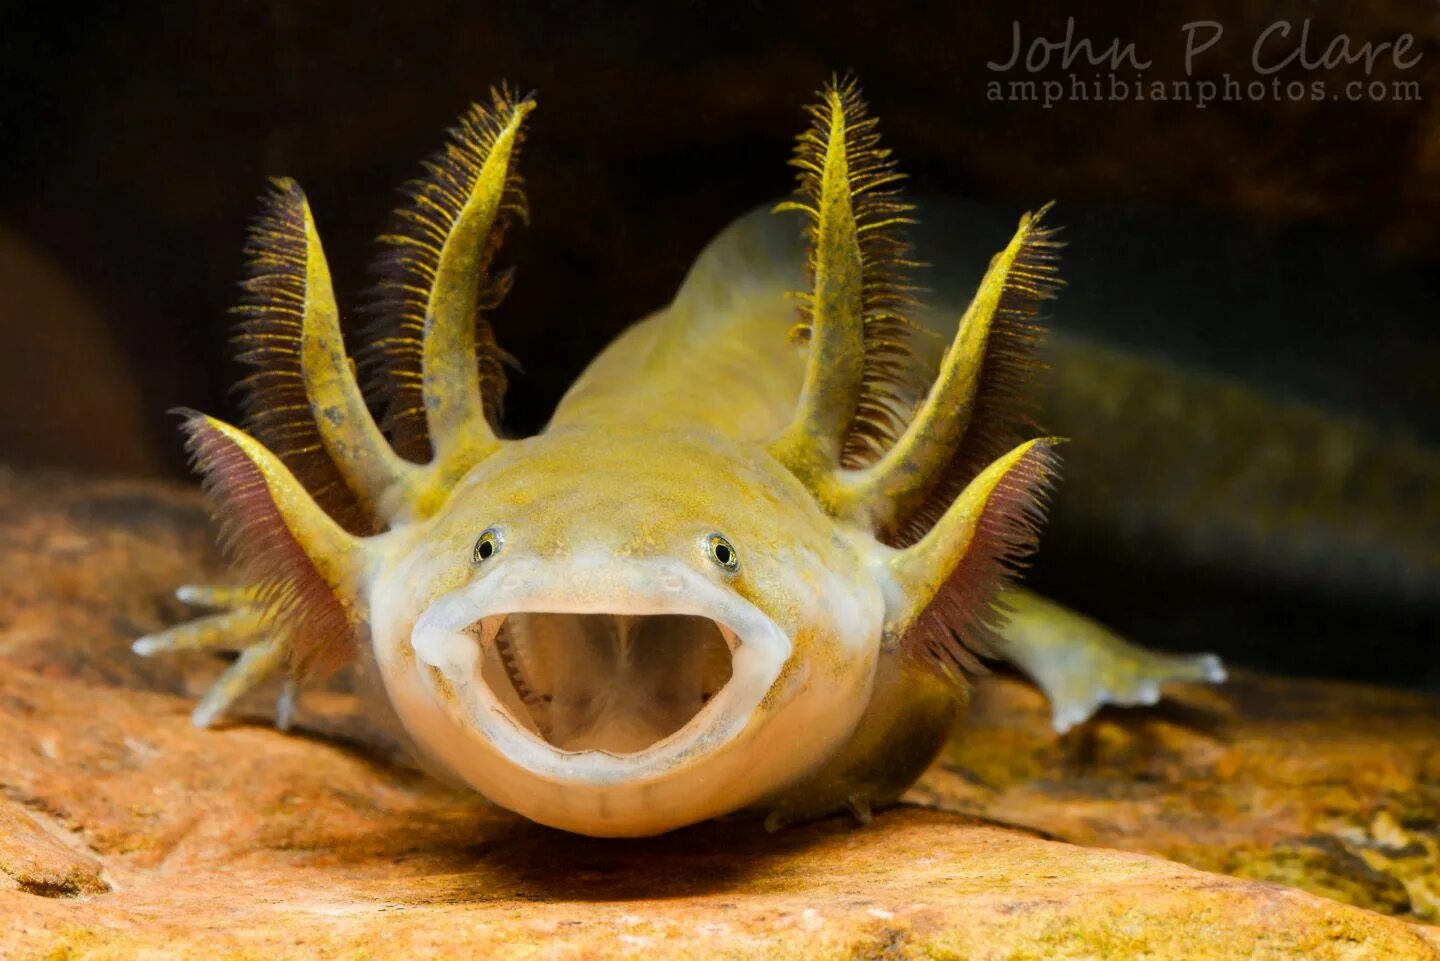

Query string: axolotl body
[135,80,1221,837]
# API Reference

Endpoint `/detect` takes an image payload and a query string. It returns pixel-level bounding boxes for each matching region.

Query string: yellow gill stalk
[884,437,1059,647]
[235,179,417,526]
[767,78,918,497]
[371,89,535,499]
[420,98,532,470]
[767,85,865,483]
[838,206,1060,533]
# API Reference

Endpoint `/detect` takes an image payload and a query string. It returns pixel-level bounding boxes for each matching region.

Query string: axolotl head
[172,81,1059,837]
[368,429,893,835]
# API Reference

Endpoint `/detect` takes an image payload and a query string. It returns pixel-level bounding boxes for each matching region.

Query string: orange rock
[0,797,108,898]
[0,466,222,688]
[920,669,1440,923]
[1,470,1437,958]
[0,663,1436,959]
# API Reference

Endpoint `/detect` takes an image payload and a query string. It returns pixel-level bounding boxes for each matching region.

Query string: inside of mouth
[469,612,735,754]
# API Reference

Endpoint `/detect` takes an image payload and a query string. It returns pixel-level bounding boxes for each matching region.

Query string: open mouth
[463,613,736,754]
[406,567,793,782]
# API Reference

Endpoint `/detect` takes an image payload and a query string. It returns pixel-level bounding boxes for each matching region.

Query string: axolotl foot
[132,584,300,730]
[994,588,1226,734]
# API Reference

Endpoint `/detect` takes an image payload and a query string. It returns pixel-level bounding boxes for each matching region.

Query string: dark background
[1,1,1437,685]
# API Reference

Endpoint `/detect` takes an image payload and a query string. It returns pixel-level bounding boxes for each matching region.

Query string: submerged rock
[1,470,1436,958]
[921,671,1440,923]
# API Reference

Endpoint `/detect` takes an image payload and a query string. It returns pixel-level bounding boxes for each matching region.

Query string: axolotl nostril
[133,79,1222,837]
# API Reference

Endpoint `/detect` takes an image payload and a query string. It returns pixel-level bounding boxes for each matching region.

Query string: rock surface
[925,671,1440,923]
[1,470,1437,959]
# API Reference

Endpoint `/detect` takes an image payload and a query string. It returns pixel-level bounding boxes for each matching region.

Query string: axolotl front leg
[133,584,300,729]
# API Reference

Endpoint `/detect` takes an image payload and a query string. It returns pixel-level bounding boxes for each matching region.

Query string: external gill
[767,78,1061,680]
[843,206,1063,539]
[175,414,372,677]
[767,77,919,487]
[235,87,536,532]
[368,91,535,484]
[131,87,539,721]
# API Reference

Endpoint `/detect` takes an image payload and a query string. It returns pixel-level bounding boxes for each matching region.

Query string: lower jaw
[376,642,866,837]
[374,658,782,836]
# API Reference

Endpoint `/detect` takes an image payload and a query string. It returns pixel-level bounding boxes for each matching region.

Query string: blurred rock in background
[0,225,158,475]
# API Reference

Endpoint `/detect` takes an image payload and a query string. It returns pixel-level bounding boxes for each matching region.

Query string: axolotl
[134,80,1222,837]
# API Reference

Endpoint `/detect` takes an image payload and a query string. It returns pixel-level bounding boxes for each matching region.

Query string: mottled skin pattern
[134,80,1221,837]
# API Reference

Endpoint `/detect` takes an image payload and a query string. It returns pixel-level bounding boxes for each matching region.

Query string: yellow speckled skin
[136,81,1225,836]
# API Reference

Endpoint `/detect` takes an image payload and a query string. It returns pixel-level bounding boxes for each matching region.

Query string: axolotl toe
[134,79,1222,837]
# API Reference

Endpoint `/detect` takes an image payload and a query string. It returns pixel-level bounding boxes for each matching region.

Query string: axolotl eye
[472,527,503,564]
[704,532,740,573]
